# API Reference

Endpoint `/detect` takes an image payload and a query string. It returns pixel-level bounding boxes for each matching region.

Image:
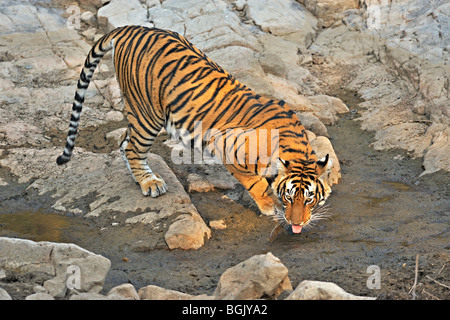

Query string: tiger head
[273,154,332,234]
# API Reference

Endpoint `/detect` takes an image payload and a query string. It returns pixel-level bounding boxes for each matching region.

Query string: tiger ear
[316,154,330,177]
[277,158,290,175]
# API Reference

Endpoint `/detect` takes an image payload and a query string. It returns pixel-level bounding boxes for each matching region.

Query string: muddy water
[0,93,449,299]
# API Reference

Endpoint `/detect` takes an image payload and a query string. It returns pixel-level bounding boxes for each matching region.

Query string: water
[0,211,71,242]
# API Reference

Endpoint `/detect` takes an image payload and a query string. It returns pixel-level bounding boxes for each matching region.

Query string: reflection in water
[0,211,71,242]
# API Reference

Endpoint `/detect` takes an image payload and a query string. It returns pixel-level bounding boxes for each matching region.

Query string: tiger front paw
[256,196,283,217]
[139,173,168,197]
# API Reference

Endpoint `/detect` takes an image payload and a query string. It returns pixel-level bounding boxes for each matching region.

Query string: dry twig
[425,275,450,290]
[408,254,419,300]
[421,289,439,300]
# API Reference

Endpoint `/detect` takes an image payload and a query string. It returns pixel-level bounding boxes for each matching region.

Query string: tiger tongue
[291,225,302,234]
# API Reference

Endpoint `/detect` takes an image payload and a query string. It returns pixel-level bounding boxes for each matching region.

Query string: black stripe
[91,50,104,59]
[248,179,259,191]
[77,80,89,89]
[71,102,82,112]
[74,92,84,103]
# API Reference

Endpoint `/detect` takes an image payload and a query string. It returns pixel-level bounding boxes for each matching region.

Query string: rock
[33,285,47,294]
[106,283,140,300]
[372,123,429,156]
[285,280,376,300]
[243,0,317,49]
[257,33,320,95]
[298,0,359,27]
[307,0,450,174]
[0,288,12,300]
[208,46,273,97]
[47,243,110,297]
[213,252,292,299]
[257,34,302,73]
[305,130,317,142]
[97,0,149,32]
[265,74,310,109]
[82,28,97,41]
[0,237,111,298]
[165,211,212,250]
[187,169,238,193]
[25,293,55,300]
[138,285,195,300]
[43,277,67,298]
[106,127,127,143]
[209,219,227,230]
[422,126,450,176]
[105,110,124,122]
[69,293,110,300]
[94,77,123,110]
[306,95,349,125]
[147,5,185,36]
[80,11,96,26]
[296,112,329,137]
[78,0,106,11]
[309,136,341,187]
[0,237,55,275]
[187,173,214,193]
[125,212,159,225]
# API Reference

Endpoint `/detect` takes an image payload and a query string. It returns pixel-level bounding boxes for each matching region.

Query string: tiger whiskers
[268,205,332,239]
[306,205,333,229]
[268,209,290,241]
[269,221,288,242]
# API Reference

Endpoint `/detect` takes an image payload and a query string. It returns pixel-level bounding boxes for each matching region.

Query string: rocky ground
[0,0,449,300]
[0,237,376,300]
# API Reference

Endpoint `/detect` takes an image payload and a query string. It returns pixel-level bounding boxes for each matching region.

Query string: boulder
[138,285,195,300]
[296,112,329,137]
[165,211,212,250]
[97,0,149,32]
[306,95,349,125]
[0,288,12,300]
[213,252,292,299]
[372,123,429,156]
[69,293,111,300]
[106,283,140,300]
[209,219,227,230]
[25,293,55,300]
[187,169,238,193]
[422,126,450,176]
[285,280,376,300]
[243,0,317,49]
[309,136,341,187]
[298,0,359,27]
[0,237,111,298]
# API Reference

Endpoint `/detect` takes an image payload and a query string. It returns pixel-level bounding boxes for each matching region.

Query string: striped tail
[56,28,121,165]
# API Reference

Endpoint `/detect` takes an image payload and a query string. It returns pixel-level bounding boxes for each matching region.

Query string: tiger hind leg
[119,125,167,197]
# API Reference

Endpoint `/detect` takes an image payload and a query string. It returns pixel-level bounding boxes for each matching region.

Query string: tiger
[56,25,332,234]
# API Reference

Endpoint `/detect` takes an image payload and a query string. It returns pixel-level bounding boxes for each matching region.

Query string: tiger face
[274,154,332,234]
